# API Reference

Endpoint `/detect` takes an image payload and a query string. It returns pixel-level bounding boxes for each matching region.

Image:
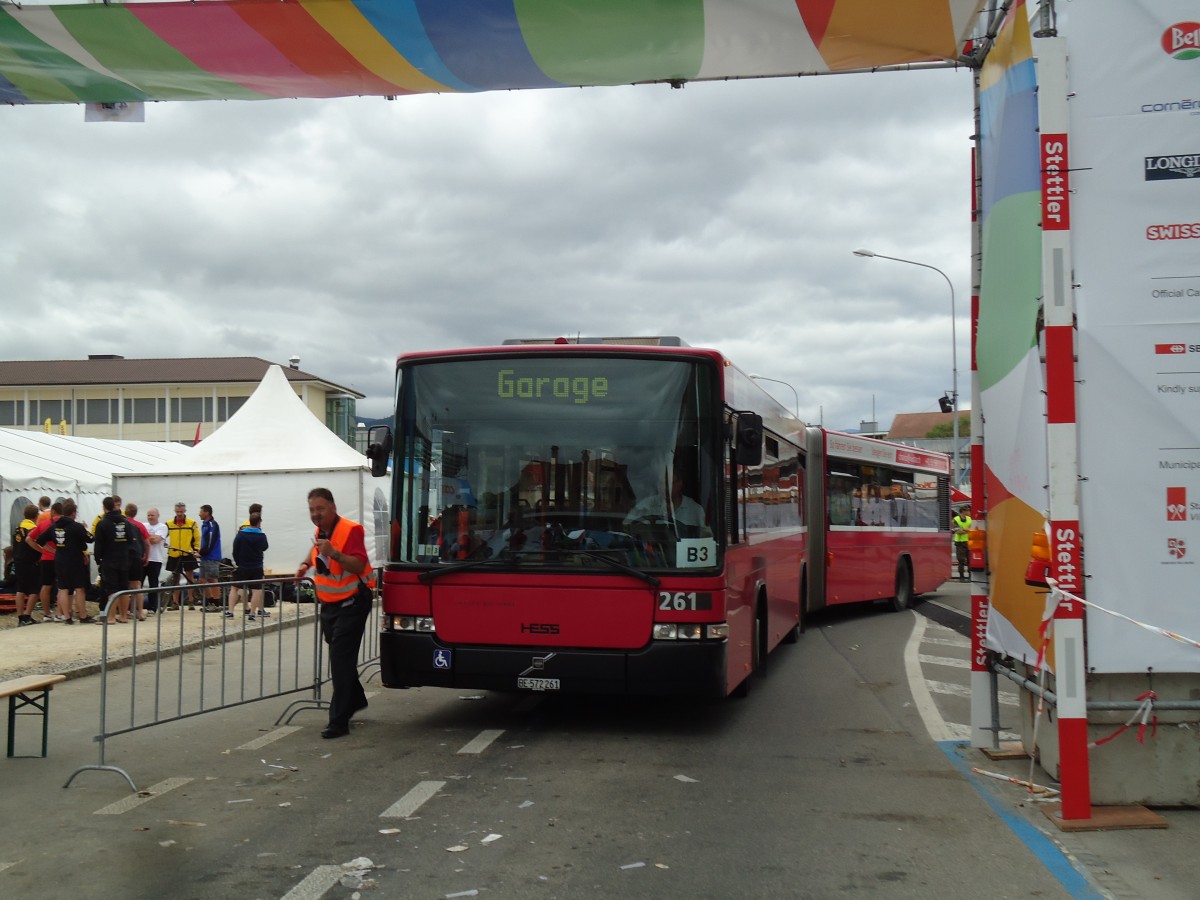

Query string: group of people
[9,496,270,625]
[8,485,374,744]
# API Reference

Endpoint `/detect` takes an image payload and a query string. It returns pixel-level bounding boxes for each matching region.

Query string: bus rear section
[806,428,951,612]
[375,342,778,698]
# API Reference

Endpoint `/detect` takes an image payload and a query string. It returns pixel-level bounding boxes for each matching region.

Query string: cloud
[1,66,973,429]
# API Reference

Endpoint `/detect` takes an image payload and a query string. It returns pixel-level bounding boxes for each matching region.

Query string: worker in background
[952,505,972,582]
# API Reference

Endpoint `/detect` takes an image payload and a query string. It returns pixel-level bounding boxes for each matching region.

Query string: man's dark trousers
[320,592,371,729]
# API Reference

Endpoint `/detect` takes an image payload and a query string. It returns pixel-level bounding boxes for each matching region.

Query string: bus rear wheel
[889,560,913,612]
[754,597,769,678]
[784,573,804,642]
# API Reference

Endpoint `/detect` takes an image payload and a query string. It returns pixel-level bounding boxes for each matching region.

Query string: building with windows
[886,410,970,485]
[0,355,364,446]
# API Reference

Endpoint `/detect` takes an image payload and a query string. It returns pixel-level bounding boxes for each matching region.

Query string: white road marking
[0,861,17,874]
[280,864,343,900]
[93,777,193,815]
[927,679,1018,706]
[457,729,504,755]
[237,726,303,751]
[904,612,955,742]
[924,634,970,648]
[943,722,1021,742]
[380,780,446,819]
[919,653,970,669]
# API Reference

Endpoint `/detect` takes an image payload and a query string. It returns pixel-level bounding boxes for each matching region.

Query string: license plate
[517,677,560,691]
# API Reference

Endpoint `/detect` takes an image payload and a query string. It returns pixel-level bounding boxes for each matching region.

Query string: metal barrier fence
[63,570,381,792]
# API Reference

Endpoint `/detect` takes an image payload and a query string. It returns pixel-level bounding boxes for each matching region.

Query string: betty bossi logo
[1163,23,1200,60]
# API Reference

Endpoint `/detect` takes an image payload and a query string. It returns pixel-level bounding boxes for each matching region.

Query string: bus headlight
[652,623,726,640]
[387,615,436,633]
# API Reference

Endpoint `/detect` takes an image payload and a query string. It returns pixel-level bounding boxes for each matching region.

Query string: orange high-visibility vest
[308,517,375,603]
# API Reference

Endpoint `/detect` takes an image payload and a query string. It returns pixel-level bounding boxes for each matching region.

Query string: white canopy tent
[114,365,390,574]
[1,431,191,543]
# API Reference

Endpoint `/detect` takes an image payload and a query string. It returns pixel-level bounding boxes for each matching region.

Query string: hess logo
[1163,23,1200,60]
[520,623,560,635]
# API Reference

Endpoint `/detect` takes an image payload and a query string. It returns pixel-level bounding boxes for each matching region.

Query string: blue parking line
[939,741,1106,899]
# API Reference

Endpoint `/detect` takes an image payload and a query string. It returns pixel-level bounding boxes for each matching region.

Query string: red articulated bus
[366,337,950,699]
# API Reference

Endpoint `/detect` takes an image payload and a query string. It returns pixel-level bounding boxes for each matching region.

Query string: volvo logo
[518,653,556,677]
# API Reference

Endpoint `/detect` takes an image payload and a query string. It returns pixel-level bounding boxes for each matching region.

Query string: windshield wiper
[417,548,660,588]
[417,555,519,583]
[556,549,661,588]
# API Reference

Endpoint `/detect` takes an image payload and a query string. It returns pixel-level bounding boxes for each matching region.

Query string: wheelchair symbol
[433,649,452,670]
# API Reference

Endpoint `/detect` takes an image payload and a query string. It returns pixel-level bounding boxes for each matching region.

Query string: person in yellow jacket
[952,506,972,582]
[296,487,375,740]
[166,502,201,608]
[12,503,41,625]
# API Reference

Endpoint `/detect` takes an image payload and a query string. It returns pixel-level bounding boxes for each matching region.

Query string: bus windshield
[391,355,721,572]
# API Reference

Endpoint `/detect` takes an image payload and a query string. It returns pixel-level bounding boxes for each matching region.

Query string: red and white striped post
[968,117,993,748]
[1038,38,1091,819]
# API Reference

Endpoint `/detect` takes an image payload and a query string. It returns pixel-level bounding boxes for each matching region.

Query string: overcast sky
[2,66,974,431]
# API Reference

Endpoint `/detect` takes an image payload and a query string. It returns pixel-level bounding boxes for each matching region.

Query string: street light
[852,248,960,485]
[749,374,800,420]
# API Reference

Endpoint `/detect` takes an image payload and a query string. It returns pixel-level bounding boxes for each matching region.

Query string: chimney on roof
[288,355,300,369]
[88,354,124,360]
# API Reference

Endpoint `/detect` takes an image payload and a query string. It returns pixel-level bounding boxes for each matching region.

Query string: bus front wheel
[731,604,766,698]
[890,560,914,612]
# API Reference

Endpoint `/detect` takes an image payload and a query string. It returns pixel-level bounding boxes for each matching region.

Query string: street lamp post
[749,374,800,420]
[852,248,960,485]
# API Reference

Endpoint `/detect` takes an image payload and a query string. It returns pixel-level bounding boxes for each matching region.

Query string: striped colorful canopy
[0,0,983,105]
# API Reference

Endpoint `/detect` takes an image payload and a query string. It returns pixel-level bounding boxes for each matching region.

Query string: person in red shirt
[295,488,375,739]
[29,500,63,622]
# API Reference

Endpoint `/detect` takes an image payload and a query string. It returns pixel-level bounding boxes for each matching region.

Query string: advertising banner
[1066,1,1200,672]
[977,2,1050,668]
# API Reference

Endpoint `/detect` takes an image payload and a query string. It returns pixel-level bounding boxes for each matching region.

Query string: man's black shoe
[321,725,350,739]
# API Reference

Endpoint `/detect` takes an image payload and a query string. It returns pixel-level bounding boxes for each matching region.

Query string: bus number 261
[658,591,712,611]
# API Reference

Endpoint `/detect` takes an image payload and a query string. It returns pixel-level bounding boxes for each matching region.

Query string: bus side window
[828,475,854,526]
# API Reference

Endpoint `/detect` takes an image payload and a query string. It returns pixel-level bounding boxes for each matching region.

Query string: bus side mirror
[735,412,763,466]
[366,425,393,478]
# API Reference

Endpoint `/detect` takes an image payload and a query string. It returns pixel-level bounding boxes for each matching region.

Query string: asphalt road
[0,582,1193,899]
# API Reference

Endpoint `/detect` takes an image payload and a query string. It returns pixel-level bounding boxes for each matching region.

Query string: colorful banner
[0,0,984,105]
[976,1,1050,668]
[1066,1,1200,673]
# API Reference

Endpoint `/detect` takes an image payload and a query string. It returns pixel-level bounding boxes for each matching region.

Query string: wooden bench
[1,674,67,758]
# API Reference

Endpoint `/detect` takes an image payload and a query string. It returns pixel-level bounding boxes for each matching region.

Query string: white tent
[114,365,390,574]
[0,431,192,542]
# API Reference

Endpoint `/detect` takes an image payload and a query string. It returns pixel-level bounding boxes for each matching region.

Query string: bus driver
[623,464,709,534]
